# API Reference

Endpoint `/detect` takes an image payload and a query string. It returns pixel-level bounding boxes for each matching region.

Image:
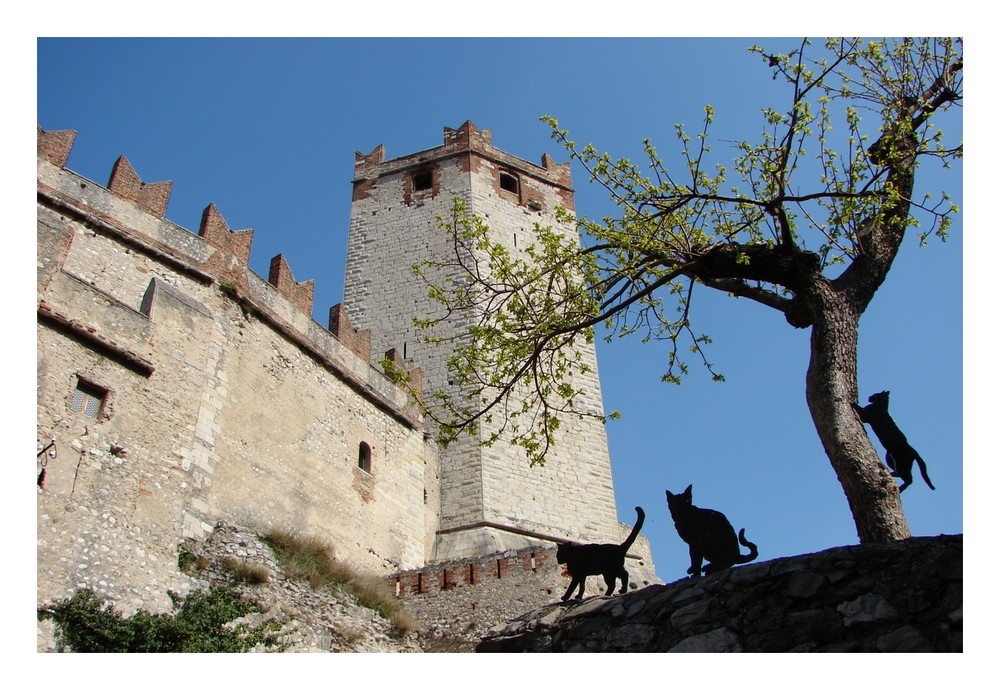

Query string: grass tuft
[261,527,417,634]
[221,558,270,584]
[178,549,210,574]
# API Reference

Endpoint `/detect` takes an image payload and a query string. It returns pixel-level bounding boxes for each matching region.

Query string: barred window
[70,380,106,419]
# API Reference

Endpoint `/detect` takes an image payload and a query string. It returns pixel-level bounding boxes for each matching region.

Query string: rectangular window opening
[499,171,519,194]
[413,169,433,191]
[70,379,106,419]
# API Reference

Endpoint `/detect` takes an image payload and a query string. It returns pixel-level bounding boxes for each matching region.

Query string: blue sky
[36,37,963,587]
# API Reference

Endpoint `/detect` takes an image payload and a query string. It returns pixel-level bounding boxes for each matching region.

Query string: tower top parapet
[353,120,573,192]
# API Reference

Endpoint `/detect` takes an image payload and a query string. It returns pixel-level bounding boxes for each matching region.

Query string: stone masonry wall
[393,544,655,650]
[477,534,963,652]
[396,546,567,648]
[344,121,623,562]
[37,130,435,652]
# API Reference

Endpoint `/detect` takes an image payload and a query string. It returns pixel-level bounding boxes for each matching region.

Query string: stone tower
[343,122,622,562]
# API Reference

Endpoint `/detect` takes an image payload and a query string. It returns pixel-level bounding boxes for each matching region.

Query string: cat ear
[684,484,693,496]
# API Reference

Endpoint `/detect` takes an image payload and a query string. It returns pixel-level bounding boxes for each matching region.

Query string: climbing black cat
[556,506,645,601]
[666,485,758,577]
[852,390,935,492]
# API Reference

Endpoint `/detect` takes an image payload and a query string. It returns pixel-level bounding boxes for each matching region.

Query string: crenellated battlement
[37,125,76,168]
[36,126,422,418]
[268,254,315,318]
[328,304,372,362]
[352,120,574,209]
[393,546,557,598]
[108,156,173,219]
[197,203,255,284]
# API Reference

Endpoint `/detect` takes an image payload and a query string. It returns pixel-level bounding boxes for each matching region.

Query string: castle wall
[346,152,486,551]
[344,123,622,561]
[36,122,660,653]
[395,542,658,648]
[464,141,618,548]
[36,135,436,634]
[206,311,430,572]
[395,546,567,646]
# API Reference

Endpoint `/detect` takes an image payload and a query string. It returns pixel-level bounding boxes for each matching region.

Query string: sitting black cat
[556,506,645,601]
[666,485,758,577]
[852,390,935,492]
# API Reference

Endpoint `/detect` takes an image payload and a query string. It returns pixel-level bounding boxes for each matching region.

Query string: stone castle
[35,122,657,646]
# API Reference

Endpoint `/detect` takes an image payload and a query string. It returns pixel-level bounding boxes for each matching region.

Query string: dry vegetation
[221,557,271,584]
[261,527,417,634]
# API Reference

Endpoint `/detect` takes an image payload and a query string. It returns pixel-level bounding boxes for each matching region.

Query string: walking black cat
[556,506,644,601]
[852,390,935,492]
[666,485,757,577]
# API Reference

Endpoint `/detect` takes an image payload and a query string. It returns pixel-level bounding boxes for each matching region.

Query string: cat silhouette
[556,506,644,601]
[852,390,935,492]
[666,484,758,577]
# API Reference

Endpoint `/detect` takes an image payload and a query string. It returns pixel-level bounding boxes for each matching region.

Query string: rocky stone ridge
[476,534,962,652]
[178,522,423,653]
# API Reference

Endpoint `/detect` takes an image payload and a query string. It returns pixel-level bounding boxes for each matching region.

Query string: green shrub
[38,586,283,653]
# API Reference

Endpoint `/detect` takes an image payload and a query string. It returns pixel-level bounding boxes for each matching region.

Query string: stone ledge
[476,534,962,652]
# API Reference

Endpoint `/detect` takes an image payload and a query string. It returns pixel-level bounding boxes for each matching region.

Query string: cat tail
[735,528,758,564]
[620,507,645,551]
[915,453,936,490]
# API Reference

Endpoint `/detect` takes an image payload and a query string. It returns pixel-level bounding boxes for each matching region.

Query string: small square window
[70,380,106,419]
[413,170,433,192]
[499,171,519,194]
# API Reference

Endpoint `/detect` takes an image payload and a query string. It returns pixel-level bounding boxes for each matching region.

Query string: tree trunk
[804,284,911,543]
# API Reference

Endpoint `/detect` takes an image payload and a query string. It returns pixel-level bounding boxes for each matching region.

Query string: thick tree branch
[686,242,822,294]
[699,277,795,313]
